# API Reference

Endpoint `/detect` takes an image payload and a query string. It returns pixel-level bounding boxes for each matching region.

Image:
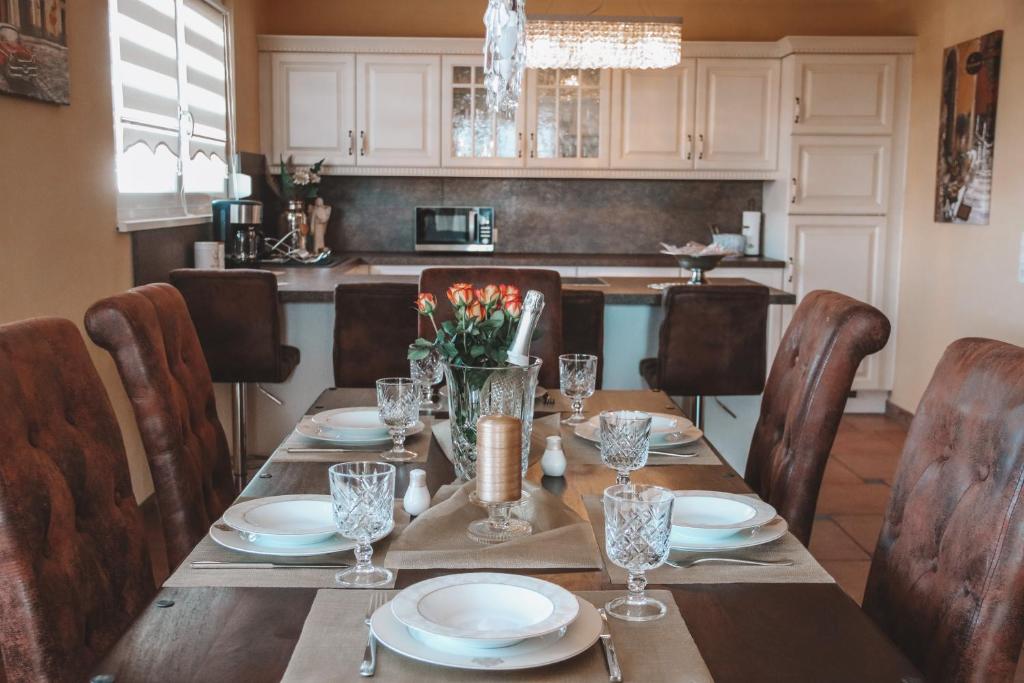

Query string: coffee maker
[212,199,263,267]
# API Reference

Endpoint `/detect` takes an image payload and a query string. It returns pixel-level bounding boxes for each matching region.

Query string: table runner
[271,416,432,464]
[281,589,712,683]
[584,496,833,584]
[384,480,602,569]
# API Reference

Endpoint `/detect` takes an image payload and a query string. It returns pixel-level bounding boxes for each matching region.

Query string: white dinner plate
[310,407,390,439]
[586,412,692,434]
[293,418,424,445]
[372,595,601,672]
[221,495,337,546]
[209,520,361,557]
[573,422,703,447]
[671,491,778,541]
[390,573,579,647]
[670,515,788,552]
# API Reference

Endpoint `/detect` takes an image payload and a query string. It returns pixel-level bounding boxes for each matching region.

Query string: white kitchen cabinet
[792,55,896,134]
[694,59,780,171]
[525,68,611,168]
[442,56,524,168]
[355,54,440,167]
[790,136,891,215]
[270,53,356,167]
[610,62,696,169]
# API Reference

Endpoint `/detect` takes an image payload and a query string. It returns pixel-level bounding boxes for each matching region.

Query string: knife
[191,561,352,569]
[597,608,623,682]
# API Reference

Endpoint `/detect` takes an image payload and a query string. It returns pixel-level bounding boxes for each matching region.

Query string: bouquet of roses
[409,283,523,367]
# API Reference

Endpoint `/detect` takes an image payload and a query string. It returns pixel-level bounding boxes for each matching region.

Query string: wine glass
[329,462,396,587]
[408,344,444,411]
[603,483,674,621]
[559,353,598,425]
[599,410,652,485]
[376,377,421,462]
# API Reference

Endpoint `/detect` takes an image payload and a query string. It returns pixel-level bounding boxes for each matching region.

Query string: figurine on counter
[307,197,332,254]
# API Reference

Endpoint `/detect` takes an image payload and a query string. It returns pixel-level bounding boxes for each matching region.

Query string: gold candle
[476,415,522,503]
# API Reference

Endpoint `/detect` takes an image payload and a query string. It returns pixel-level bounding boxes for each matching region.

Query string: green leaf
[441,320,457,336]
[407,347,430,361]
[470,345,485,358]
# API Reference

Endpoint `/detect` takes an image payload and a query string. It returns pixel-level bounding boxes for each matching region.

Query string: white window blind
[111,0,233,230]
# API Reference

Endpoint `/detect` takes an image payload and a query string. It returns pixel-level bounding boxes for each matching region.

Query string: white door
[789,216,886,388]
[790,135,891,214]
[271,53,356,167]
[525,68,611,168]
[792,55,896,134]
[694,59,780,171]
[441,56,525,168]
[610,61,695,169]
[355,54,440,167]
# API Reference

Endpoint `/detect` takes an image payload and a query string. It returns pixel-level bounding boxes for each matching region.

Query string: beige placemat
[164,504,410,589]
[272,416,432,464]
[384,480,602,569]
[281,589,712,683]
[584,496,833,584]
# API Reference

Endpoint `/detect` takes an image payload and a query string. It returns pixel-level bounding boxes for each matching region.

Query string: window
[110,0,233,230]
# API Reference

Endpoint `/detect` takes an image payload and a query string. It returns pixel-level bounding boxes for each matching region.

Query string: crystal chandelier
[525,17,682,70]
[483,0,527,113]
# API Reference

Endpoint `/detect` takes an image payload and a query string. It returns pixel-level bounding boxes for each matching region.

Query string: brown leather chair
[640,282,769,424]
[333,282,419,387]
[745,290,890,545]
[862,338,1024,683]
[418,268,563,388]
[562,289,605,390]
[85,284,236,570]
[0,318,155,682]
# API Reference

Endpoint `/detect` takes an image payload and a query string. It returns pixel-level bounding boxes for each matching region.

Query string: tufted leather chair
[418,268,563,388]
[0,318,155,682]
[85,284,236,570]
[562,290,605,390]
[862,338,1024,683]
[745,290,890,545]
[333,282,419,387]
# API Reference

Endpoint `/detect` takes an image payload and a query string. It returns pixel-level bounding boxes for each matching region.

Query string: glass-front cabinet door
[525,68,610,168]
[441,56,525,167]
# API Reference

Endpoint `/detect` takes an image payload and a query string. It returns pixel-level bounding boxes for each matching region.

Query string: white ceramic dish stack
[295,410,425,446]
[669,490,785,551]
[210,494,358,556]
[574,411,703,447]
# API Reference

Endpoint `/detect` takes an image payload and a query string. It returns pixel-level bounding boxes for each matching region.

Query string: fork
[360,591,387,677]
[666,557,794,568]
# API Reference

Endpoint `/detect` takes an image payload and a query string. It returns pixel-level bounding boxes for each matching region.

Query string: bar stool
[562,289,605,389]
[169,268,299,488]
[333,282,419,387]
[639,282,769,427]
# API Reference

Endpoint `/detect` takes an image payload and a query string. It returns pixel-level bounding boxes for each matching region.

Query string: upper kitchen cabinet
[442,56,524,168]
[694,59,780,171]
[355,55,441,167]
[790,135,891,214]
[610,61,696,169]
[791,55,896,134]
[270,53,356,167]
[525,68,611,168]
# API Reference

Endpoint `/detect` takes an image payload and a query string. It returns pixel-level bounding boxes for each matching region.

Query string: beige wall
[889,0,1024,410]
[0,1,153,499]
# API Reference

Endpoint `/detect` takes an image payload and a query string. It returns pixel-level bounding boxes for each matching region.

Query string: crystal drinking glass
[376,377,421,462]
[559,353,598,425]
[603,483,674,621]
[408,344,444,411]
[329,461,396,588]
[599,410,652,485]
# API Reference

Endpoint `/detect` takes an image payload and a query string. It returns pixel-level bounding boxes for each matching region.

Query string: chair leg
[232,382,247,491]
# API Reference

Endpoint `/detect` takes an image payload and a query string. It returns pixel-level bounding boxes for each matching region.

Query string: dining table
[92,388,922,682]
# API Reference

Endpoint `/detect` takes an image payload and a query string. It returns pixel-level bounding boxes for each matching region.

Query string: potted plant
[267,156,324,254]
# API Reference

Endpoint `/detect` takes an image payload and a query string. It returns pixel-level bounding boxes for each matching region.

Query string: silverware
[666,557,794,569]
[649,450,698,458]
[597,607,623,683]
[360,591,387,677]
[191,560,353,570]
[285,447,390,454]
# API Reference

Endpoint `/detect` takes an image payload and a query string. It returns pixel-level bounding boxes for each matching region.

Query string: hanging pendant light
[483,0,527,113]
[525,16,682,70]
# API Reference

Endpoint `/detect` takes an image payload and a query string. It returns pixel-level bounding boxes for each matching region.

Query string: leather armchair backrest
[168,269,284,383]
[745,290,890,545]
[418,268,563,388]
[656,283,769,396]
[85,284,235,570]
[333,282,419,387]
[0,318,154,682]
[562,289,605,390]
[862,338,1024,683]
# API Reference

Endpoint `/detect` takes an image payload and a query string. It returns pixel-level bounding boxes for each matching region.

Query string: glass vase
[443,357,542,480]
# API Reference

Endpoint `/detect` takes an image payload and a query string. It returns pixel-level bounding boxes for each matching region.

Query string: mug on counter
[194,241,225,269]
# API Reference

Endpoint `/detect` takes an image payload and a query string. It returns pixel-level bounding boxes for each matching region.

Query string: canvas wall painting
[934,30,1003,224]
[0,0,68,105]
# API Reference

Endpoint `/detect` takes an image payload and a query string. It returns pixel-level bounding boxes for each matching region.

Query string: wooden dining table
[93,388,922,682]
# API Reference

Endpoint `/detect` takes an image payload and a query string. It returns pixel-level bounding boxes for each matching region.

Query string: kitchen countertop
[338,251,786,269]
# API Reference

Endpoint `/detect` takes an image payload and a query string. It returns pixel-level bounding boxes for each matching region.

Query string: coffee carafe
[212,199,263,267]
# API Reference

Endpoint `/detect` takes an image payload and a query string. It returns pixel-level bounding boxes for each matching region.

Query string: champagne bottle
[507,290,544,367]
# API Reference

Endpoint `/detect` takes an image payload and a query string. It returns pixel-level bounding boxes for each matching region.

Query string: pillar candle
[476,415,522,503]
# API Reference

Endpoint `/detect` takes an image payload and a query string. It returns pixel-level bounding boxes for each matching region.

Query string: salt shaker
[541,435,567,477]
[403,469,430,516]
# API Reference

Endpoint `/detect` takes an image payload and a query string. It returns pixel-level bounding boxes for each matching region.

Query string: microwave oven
[415,207,495,252]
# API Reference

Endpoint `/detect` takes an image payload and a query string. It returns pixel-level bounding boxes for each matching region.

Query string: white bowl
[671,491,777,541]
[221,495,337,546]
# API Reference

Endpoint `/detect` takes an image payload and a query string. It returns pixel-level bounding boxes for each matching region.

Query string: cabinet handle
[698,133,705,160]
[686,134,693,161]
[529,132,535,158]
[359,130,367,156]
[794,96,802,124]
[788,256,794,284]
[791,177,798,204]
[347,130,354,156]
[517,132,523,159]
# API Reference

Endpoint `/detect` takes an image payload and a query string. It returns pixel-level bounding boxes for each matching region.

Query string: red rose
[499,284,521,301]
[504,297,523,319]
[465,299,485,322]
[414,292,436,315]
[446,283,474,307]
[475,284,502,307]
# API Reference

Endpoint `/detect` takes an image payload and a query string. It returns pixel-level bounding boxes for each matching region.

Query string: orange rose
[465,299,485,322]
[414,292,436,315]
[504,297,523,319]
[446,283,474,307]
[499,284,520,301]
[475,284,502,307]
